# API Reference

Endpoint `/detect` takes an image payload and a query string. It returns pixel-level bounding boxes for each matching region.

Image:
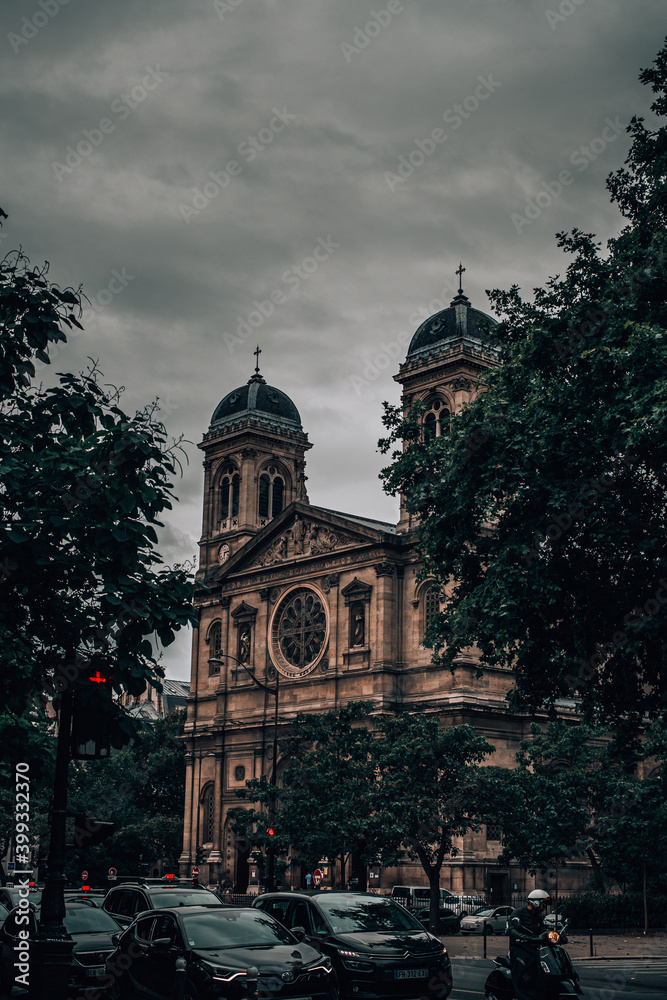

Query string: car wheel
[184,980,200,1000]
[485,924,494,935]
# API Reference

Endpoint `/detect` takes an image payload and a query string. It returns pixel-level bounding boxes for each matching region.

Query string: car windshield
[317,897,422,933]
[471,908,494,917]
[182,910,295,949]
[63,906,120,935]
[149,892,221,908]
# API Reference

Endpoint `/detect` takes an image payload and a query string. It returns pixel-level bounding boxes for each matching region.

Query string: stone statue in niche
[351,602,365,647]
[238,624,251,664]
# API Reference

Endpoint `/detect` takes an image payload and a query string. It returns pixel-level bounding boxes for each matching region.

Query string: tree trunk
[429,874,441,934]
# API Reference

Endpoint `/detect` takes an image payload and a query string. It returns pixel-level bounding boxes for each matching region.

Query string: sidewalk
[442,931,667,961]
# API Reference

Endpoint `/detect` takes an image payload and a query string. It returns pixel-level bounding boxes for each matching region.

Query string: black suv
[102,878,223,926]
[254,892,453,999]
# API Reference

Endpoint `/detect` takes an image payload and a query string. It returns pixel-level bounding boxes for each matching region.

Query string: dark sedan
[0,900,121,994]
[253,892,453,999]
[105,905,338,1000]
[408,906,460,936]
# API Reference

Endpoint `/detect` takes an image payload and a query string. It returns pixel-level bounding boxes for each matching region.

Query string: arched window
[422,585,440,641]
[219,464,240,521]
[258,467,286,522]
[202,784,215,844]
[208,622,222,675]
[423,399,449,439]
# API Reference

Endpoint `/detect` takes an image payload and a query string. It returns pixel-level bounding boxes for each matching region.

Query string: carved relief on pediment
[249,516,358,568]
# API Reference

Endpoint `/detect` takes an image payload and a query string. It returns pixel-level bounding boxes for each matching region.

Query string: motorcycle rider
[508,888,552,1000]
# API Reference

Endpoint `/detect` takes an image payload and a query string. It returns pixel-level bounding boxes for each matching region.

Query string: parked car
[254,890,453,999]
[459,905,513,935]
[410,905,461,935]
[544,911,565,930]
[447,894,487,918]
[0,899,121,995]
[102,878,223,926]
[0,884,42,910]
[106,905,338,1000]
[391,885,454,909]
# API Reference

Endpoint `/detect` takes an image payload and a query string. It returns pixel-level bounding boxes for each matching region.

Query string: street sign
[191,866,200,877]
[313,869,322,886]
[81,870,88,879]
[108,867,117,877]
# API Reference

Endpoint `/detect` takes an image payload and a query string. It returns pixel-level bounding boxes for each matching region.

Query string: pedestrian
[305,871,313,889]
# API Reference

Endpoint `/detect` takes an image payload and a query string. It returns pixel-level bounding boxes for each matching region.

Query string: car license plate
[395,969,428,980]
[85,967,106,977]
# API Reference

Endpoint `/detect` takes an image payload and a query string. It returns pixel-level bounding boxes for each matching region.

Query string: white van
[391,886,454,909]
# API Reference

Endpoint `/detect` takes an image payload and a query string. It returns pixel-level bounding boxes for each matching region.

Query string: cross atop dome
[456,262,466,296]
[248,344,266,384]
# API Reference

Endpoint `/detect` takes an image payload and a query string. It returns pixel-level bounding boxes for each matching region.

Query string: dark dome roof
[406,292,497,360]
[210,373,302,430]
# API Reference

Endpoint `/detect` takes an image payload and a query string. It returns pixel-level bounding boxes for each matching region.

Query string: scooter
[484,922,582,999]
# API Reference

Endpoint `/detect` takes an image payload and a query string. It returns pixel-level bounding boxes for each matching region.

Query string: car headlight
[307,958,333,974]
[202,962,247,982]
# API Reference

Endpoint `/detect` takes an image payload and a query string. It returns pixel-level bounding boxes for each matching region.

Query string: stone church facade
[180,288,587,901]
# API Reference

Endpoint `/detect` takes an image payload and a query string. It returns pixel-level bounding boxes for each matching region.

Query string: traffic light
[267,828,276,838]
[195,847,204,865]
[71,665,113,759]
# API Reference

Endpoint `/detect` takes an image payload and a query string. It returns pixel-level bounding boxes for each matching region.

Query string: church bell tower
[197,350,311,578]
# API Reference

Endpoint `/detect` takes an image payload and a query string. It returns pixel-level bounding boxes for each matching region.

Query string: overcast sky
[3,0,664,679]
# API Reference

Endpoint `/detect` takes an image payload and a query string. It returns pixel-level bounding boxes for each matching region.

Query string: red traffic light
[268,828,275,837]
[88,670,110,684]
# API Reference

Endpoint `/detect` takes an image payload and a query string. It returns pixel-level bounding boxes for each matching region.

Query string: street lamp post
[209,654,280,891]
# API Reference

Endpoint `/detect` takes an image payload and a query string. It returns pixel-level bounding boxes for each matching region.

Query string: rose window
[270,586,329,678]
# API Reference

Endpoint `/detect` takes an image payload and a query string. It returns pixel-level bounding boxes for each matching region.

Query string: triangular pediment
[211,501,395,582]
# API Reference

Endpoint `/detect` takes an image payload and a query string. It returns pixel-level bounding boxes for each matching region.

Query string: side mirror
[291,926,306,942]
[111,932,121,946]
[150,937,173,954]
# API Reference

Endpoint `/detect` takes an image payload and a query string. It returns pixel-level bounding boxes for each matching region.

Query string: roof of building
[314,506,397,534]
[162,679,190,698]
[210,371,302,432]
[406,290,498,362]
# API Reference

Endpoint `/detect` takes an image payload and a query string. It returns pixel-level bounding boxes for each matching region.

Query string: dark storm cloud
[2,0,664,675]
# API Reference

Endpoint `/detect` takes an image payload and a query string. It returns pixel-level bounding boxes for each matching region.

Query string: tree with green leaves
[0,236,195,989]
[380,40,667,723]
[372,713,494,932]
[0,246,196,736]
[493,720,667,928]
[235,705,494,933]
[232,702,376,886]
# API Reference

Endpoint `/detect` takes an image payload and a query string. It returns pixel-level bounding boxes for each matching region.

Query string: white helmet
[527,889,551,907]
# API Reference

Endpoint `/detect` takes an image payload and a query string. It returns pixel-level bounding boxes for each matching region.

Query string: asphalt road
[449,957,667,999]
[2,960,666,999]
